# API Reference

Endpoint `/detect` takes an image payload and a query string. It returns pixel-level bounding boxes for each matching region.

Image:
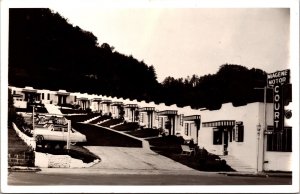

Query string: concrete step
[219,155,256,172]
[44,104,62,115]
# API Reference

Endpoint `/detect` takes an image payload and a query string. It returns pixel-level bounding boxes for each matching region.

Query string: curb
[219,172,292,178]
[8,166,41,172]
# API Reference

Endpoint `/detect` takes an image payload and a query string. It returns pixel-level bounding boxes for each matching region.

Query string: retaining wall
[8,152,35,167]
[35,152,100,168]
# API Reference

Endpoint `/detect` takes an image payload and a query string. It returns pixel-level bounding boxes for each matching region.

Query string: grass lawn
[112,122,139,131]
[89,115,110,124]
[99,118,123,127]
[126,128,160,138]
[65,113,100,123]
[73,123,143,147]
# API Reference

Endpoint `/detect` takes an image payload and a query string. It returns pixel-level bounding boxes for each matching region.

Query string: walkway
[86,146,195,172]
[44,104,62,115]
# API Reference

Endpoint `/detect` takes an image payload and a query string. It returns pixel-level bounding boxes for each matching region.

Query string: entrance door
[58,95,62,105]
[223,130,228,155]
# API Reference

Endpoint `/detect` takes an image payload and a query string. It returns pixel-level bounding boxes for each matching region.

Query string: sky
[46,6,290,82]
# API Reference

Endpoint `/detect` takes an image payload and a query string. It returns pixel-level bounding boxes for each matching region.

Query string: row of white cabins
[9,86,293,172]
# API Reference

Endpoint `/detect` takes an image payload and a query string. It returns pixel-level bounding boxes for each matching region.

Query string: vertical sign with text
[267,69,290,131]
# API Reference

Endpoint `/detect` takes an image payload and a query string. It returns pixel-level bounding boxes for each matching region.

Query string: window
[213,128,222,145]
[47,93,50,100]
[158,117,163,128]
[267,127,292,152]
[13,90,16,94]
[74,96,77,102]
[140,113,144,123]
[235,125,244,142]
[42,93,44,100]
[180,114,183,126]
[184,123,189,136]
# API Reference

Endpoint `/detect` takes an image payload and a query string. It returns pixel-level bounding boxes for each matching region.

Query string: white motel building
[8,69,293,172]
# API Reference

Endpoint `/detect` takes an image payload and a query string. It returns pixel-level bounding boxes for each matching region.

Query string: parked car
[33,124,87,144]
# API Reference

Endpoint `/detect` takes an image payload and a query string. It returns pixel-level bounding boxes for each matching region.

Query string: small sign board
[267,69,290,87]
[264,130,274,135]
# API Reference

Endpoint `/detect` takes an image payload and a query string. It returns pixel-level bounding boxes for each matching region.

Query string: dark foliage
[8,89,17,127]
[160,64,271,109]
[9,8,158,98]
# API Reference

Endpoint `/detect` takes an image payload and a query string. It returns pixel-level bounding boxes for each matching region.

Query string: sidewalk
[8,165,292,178]
[8,166,41,172]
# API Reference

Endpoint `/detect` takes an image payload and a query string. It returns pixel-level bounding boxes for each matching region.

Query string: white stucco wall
[264,151,292,171]
[199,103,261,169]
[199,102,292,172]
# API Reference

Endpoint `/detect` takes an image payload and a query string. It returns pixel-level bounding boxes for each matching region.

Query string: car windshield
[61,127,75,133]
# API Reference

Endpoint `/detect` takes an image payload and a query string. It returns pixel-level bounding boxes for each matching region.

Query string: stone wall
[8,152,35,167]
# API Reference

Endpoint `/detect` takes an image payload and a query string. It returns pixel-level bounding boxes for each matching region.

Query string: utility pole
[67,119,71,150]
[254,86,268,172]
[32,105,35,131]
[262,86,267,172]
[256,123,261,174]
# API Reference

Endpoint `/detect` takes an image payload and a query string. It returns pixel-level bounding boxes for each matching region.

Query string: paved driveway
[86,146,194,172]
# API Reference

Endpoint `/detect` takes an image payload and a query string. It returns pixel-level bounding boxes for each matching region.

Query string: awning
[56,90,70,96]
[22,87,37,93]
[77,97,89,101]
[202,120,235,127]
[124,104,138,108]
[111,101,123,106]
[101,100,112,104]
[157,110,177,116]
[12,94,23,98]
[184,115,200,121]
[139,107,155,112]
[92,98,102,102]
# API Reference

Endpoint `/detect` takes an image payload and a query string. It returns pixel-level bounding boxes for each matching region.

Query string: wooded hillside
[10,8,281,110]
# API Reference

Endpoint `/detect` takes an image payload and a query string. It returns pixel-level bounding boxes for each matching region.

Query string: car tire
[35,135,44,144]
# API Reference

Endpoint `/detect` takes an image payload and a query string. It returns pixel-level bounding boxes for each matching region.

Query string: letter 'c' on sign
[274,85,280,93]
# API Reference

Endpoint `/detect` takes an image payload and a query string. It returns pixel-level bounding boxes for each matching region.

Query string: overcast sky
[48,6,290,82]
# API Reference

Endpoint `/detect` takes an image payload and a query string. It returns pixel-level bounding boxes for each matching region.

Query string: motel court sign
[267,69,290,131]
